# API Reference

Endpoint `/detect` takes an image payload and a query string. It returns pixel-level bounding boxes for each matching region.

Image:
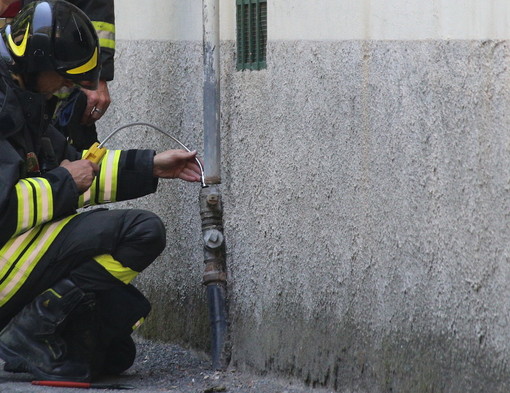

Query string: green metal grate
[236,0,267,71]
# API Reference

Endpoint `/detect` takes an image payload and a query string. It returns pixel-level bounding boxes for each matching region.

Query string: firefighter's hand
[81,80,111,125]
[60,159,99,193]
[153,150,202,182]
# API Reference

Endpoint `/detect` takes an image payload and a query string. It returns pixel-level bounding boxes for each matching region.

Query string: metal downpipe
[202,0,228,370]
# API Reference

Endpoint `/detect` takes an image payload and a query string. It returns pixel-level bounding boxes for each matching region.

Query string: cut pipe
[202,0,221,185]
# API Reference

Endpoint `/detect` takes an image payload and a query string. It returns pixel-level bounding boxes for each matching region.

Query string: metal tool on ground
[83,122,206,187]
[31,380,135,389]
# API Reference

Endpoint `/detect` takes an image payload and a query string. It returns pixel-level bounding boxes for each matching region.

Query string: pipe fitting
[200,185,226,286]
[206,193,219,206]
[203,228,224,250]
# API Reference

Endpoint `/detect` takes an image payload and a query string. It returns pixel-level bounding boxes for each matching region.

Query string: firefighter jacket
[22,0,115,81]
[0,59,157,308]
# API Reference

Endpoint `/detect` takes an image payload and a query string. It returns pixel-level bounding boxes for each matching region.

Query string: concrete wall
[99,1,510,392]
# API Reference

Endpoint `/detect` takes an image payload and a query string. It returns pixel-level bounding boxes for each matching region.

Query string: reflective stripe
[132,317,145,330]
[92,21,115,33]
[93,254,138,284]
[78,150,121,207]
[15,180,31,234]
[78,178,96,208]
[79,150,93,207]
[79,186,92,208]
[26,178,53,224]
[0,226,39,278]
[0,215,76,306]
[99,150,121,203]
[14,178,53,236]
[99,38,115,50]
[92,21,115,49]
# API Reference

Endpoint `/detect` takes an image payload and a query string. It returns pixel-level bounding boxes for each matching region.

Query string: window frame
[236,0,267,71]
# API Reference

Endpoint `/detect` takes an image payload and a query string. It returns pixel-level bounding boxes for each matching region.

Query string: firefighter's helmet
[0,0,100,89]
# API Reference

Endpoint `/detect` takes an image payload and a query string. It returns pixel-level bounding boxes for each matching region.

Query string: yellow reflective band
[99,150,121,203]
[93,254,138,285]
[0,225,40,279]
[92,21,115,49]
[99,38,115,50]
[26,178,44,227]
[78,182,93,208]
[66,47,98,75]
[92,21,115,33]
[92,21,115,35]
[112,151,121,201]
[0,215,76,306]
[15,180,31,235]
[78,149,121,207]
[78,149,104,208]
[7,23,29,57]
[132,317,145,331]
[15,178,54,236]
[25,178,53,226]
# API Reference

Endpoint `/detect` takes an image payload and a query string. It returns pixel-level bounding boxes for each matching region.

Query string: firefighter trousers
[0,208,166,329]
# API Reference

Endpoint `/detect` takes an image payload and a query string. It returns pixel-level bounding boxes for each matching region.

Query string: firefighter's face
[35,71,74,98]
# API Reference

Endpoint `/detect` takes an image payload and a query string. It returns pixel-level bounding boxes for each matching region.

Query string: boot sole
[0,341,89,382]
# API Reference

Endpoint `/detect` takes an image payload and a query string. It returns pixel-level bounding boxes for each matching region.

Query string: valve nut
[203,228,224,249]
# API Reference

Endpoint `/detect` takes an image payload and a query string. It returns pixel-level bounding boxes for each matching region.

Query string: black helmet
[0,0,100,89]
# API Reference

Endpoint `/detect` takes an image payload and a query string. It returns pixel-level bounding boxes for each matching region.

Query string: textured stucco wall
[224,40,510,393]
[100,39,510,392]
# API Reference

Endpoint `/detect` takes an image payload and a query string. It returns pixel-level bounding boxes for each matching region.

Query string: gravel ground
[0,337,335,393]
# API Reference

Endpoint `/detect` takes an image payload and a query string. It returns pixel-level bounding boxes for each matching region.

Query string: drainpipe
[201,0,228,370]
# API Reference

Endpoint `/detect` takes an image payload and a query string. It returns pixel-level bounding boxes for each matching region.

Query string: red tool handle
[32,381,91,388]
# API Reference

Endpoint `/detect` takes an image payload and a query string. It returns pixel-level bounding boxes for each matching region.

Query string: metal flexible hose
[98,122,206,187]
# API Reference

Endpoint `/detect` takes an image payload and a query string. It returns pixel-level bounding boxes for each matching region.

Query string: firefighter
[0,0,201,382]
[0,0,115,149]
[47,0,115,148]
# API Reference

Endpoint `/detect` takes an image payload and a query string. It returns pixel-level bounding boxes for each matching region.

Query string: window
[236,0,267,71]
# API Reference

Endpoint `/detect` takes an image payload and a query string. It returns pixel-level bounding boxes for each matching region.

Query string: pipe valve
[203,229,224,250]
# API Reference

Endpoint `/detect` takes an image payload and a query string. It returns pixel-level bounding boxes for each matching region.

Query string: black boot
[62,292,104,378]
[61,290,139,378]
[101,335,136,375]
[94,284,150,375]
[0,279,90,381]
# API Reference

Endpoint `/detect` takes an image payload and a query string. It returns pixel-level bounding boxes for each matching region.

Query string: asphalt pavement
[0,337,335,393]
